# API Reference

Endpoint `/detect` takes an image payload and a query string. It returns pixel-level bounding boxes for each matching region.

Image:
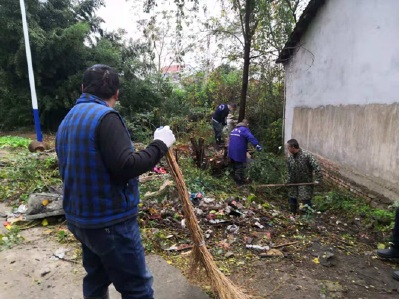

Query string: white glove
[154,126,176,148]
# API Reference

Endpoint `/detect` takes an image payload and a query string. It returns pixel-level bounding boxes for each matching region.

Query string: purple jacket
[228,124,259,163]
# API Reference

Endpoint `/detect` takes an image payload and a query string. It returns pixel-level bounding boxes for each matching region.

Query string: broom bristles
[166,149,252,299]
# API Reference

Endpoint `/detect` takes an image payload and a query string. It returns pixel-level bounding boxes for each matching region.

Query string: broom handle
[165,149,205,244]
[257,182,317,188]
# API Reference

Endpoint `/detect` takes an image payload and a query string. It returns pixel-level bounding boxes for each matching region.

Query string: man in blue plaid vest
[56,65,175,299]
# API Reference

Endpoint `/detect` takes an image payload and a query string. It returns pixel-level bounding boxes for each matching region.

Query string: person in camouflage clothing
[286,139,323,215]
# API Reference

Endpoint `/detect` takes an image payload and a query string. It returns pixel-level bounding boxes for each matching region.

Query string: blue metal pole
[20,0,43,142]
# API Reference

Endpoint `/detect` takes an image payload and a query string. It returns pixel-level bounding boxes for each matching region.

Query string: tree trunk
[239,42,251,122]
[238,0,252,122]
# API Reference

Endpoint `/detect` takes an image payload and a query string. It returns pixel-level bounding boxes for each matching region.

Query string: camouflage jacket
[287,149,323,201]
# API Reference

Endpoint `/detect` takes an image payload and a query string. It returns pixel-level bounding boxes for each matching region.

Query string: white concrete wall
[285,0,399,141]
[284,0,399,188]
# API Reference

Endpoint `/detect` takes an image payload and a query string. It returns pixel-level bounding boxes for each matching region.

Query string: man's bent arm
[97,113,168,181]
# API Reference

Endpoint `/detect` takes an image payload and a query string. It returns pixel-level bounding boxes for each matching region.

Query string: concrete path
[0,228,210,299]
[108,255,210,299]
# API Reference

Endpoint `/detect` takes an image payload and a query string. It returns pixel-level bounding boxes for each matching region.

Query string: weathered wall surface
[284,0,399,199]
[292,104,399,202]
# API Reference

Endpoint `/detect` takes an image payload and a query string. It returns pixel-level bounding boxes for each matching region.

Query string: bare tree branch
[212,29,244,46]
[235,0,246,40]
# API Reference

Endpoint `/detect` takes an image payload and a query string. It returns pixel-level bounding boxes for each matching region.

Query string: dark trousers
[231,160,245,185]
[68,218,153,299]
[289,197,312,208]
[212,121,223,143]
[393,209,399,248]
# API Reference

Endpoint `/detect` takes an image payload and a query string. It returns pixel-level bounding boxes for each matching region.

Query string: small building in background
[161,64,195,87]
[277,0,399,207]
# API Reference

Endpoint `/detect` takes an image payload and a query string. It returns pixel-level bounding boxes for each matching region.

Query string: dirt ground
[0,199,398,299]
[0,133,398,299]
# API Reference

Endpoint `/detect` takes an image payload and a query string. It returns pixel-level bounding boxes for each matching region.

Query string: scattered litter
[144,180,173,199]
[244,237,253,244]
[203,197,215,203]
[217,240,230,248]
[226,225,239,235]
[246,245,270,251]
[194,208,204,216]
[53,248,69,260]
[16,204,27,214]
[3,221,10,227]
[181,219,186,228]
[260,249,284,258]
[42,200,49,206]
[254,222,265,229]
[209,219,227,224]
[153,167,167,174]
[225,251,234,258]
[205,229,213,239]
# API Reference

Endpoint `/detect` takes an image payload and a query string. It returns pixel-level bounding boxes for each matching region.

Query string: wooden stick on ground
[257,182,317,188]
[272,241,298,249]
[165,149,251,299]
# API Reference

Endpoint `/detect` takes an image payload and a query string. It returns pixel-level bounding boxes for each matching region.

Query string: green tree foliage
[0,0,156,131]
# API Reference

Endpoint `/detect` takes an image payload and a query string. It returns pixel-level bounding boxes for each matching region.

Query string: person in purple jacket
[228,119,262,186]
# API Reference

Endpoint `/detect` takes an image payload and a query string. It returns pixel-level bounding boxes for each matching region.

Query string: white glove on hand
[154,126,176,148]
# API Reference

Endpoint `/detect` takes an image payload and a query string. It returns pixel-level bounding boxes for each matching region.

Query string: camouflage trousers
[288,185,314,202]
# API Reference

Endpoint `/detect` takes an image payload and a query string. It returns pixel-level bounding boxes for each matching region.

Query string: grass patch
[0,136,31,148]
[313,190,397,231]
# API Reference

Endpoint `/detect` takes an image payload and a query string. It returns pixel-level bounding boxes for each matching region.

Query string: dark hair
[287,139,299,149]
[229,103,237,109]
[82,64,119,99]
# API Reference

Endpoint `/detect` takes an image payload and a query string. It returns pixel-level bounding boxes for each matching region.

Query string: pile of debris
[138,190,298,259]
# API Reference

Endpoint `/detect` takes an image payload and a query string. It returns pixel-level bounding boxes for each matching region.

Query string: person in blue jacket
[56,65,175,299]
[212,103,236,146]
[228,119,262,186]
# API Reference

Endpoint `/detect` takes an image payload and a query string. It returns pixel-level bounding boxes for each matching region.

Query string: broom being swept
[56,64,175,299]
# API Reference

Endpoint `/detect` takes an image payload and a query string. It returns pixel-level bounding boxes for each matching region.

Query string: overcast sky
[97,0,310,69]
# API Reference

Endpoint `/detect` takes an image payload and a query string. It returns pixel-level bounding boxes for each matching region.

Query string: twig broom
[165,149,251,299]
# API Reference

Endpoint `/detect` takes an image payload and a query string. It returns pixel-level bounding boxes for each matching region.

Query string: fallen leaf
[167,261,172,265]
[312,258,320,264]
[42,200,49,206]
[42,219,48,226]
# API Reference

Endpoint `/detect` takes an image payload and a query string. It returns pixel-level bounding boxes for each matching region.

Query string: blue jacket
[212,104,229,125]
[55,94,140,228]
[228,124,259,163]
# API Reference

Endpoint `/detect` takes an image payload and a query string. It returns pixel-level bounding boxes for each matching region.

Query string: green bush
[246,152,287,184]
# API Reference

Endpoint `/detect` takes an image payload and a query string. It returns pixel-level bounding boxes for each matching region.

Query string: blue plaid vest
[56,94,139,228]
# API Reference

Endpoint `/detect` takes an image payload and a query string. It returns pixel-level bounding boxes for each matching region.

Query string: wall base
[315,153,398,209]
